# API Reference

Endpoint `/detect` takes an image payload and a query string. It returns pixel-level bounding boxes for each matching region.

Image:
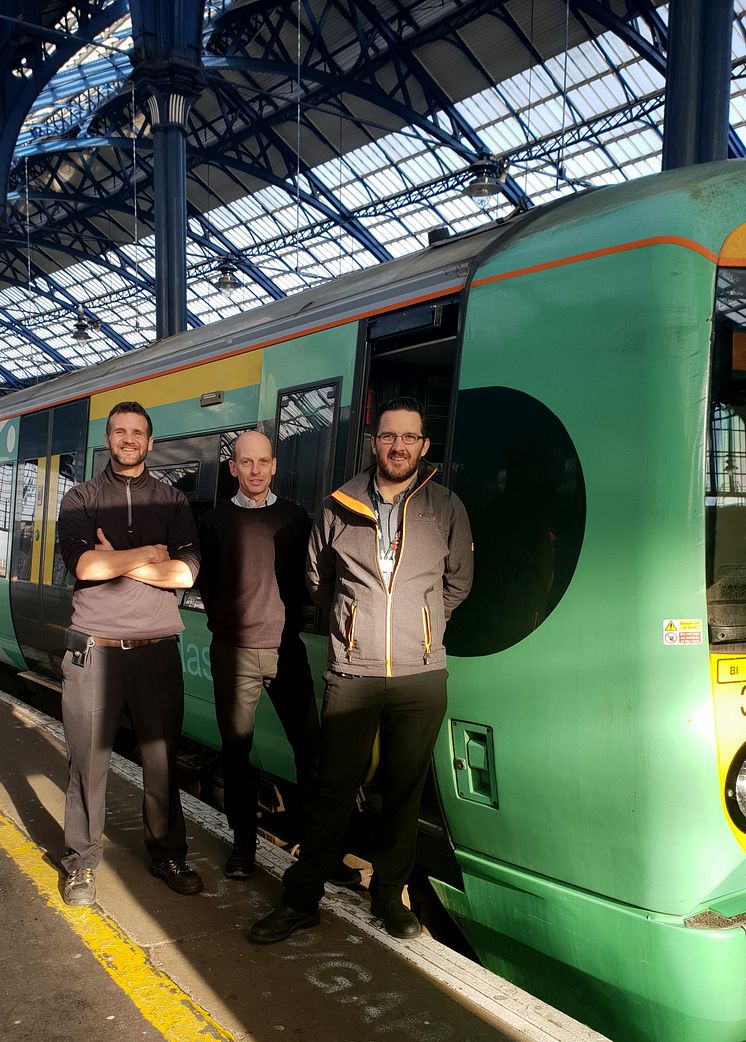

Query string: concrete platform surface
[0,690,610,1042]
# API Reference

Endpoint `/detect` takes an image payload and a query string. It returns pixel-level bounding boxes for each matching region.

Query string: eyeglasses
[375,432,425,445]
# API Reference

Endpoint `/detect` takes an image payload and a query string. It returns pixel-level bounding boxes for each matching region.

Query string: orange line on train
[1,233,724,421]
[471,235,720,288]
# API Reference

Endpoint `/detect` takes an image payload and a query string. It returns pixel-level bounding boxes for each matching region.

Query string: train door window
[49,454,80,587]
[11,410,49,585]
[359,298,460,474]
[274,382,339,518]
[13,460,42,583]
[46,402,88,588]
[0,463,14,578]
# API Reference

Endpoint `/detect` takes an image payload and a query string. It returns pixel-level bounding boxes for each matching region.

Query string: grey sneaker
[63,867,96,906]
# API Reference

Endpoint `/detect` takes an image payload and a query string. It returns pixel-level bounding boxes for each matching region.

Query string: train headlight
[724,742,746,832]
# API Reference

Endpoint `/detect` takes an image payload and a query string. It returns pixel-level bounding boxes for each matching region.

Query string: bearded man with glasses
[249,396,473,944]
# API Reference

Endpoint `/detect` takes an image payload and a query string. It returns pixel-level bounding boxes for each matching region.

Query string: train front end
[430,162,746,1042]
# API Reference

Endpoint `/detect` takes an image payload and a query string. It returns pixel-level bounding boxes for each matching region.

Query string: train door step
[18,670,62,694]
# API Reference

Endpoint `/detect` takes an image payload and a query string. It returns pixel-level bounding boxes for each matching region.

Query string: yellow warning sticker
[662,619,703,645]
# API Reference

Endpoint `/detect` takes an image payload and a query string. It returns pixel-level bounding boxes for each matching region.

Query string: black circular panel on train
[447,386,586,656]
[725,742,746,833]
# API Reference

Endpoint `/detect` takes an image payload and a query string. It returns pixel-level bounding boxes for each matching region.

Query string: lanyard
[370,477,411,564]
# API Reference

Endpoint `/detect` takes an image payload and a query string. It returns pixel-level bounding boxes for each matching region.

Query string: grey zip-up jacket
[307,462,473,677]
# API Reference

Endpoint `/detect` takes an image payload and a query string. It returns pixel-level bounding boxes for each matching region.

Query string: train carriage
[1,159,745,1042]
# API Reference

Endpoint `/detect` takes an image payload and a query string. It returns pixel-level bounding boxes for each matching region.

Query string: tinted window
[447,386,586,656]
[274,382,338,517]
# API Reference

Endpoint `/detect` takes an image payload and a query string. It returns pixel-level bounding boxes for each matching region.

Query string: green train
[1,159,745,1042]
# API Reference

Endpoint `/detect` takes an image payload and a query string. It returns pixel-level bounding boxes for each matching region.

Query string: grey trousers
[60,639,188,873]
[210,635,320,845]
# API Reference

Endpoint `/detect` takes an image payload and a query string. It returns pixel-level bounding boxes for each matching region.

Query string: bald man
[197,431,321,878]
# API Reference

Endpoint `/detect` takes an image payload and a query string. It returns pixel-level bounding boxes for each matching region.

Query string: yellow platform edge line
[0,810,235,1042]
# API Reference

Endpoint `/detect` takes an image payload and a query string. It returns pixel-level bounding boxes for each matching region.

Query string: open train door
[347,295,465,888]
[9,399,88,681]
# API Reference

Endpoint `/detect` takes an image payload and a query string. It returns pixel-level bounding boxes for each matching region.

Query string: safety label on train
[662,619,703,645]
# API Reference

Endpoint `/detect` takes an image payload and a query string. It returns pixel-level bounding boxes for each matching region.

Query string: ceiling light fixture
[214,258,241,292]
[462,159,509,212]
[71,303,91,341]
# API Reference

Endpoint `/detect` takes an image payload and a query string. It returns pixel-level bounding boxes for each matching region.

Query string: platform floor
[0,690,609,1042]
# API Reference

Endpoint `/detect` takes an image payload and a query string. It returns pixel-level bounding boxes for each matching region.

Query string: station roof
[0,0,744,393]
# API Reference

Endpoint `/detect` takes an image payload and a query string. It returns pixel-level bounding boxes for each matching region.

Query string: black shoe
[371,900,421,939]
[225,844,255,879]
[150,859,204,895]
[247,903,320,944]
[328,861,363,888]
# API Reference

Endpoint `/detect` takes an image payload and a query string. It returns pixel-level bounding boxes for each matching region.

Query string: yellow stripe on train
[89,350,264,421]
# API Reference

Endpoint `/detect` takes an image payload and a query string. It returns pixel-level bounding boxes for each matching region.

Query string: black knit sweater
[197,498,310,648]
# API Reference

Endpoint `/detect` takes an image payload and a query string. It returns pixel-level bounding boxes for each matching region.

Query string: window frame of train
[351,296,462,480]
[0,461,14,579]
[271,379,341,635]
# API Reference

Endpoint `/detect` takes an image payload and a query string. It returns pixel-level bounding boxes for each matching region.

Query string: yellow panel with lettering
[29,457,46,585]
[42,455,60,586]
[710,653,746,853]
[716,658,746,683]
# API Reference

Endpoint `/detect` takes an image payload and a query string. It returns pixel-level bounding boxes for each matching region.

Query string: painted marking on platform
[0,810,235,1042]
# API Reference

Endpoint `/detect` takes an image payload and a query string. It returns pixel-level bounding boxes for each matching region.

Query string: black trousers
[209,635,320,845]
[282,669,448,911]
[61,639,187,873]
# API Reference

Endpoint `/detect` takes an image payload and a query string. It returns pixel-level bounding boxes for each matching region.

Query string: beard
[377,452,421,484]
[109,447,149,468]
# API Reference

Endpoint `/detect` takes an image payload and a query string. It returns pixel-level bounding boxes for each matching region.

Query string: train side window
[274,382,339,519]
[50,453,81,587]
[216,429,247,504]
[447,387,586,656]
[13,460,40,583]
[707,266,746,644]
[0,463,13,578]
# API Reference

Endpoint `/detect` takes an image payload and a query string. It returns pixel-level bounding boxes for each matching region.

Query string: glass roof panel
[4,2,746,389]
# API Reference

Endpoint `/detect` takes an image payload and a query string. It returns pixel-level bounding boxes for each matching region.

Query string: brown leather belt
[92,637,172,649]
